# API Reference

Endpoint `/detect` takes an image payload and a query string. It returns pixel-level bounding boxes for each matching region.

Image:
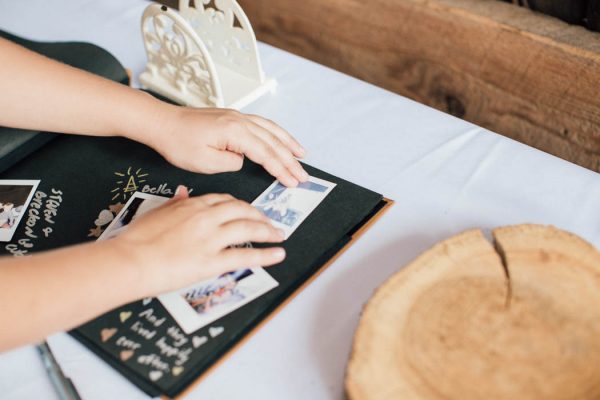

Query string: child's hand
[144,106,308,188]
[116,187,285,296]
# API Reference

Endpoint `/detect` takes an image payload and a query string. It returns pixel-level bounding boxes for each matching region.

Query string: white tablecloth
[0,1,599,399]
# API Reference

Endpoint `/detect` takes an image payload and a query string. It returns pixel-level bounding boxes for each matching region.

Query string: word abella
[141,183,194,196]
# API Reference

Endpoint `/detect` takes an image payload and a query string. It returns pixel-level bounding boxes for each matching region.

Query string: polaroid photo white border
[98,192,168,241]
[158,266,278,334]
[0,179,40,242]
[252,176,336,239]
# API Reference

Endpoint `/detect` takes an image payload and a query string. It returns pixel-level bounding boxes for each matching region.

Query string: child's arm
[0,37,307,187]
[0,188,285,351]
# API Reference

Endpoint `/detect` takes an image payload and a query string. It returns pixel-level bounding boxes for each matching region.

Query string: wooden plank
[234,0,600,171]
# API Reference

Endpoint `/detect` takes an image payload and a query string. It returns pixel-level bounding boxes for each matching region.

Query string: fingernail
[276,229,286,239]
[174,185,185,196]
[299,169,309,182]
[287,178,299,187]
[273,247,286,260]
[297,146,306,158]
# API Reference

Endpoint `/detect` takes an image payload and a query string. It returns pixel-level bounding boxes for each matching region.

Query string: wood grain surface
[346,225,600,399]
[234,0,600,172]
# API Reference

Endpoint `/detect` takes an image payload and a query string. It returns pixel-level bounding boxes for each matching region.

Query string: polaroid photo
[0,180,40,242]
[252,176,336,239]
[158,260,278,334]
[98,191,279,334]
[98,192,168,241]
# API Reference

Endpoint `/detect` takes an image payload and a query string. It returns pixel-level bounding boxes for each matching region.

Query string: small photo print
[158,262,278,334]
[252,176,336,239]
[98,192,167,241]
[0,180,40,242]
[183,269,254,314]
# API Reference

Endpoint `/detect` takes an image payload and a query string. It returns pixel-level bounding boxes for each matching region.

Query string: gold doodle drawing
[112,167,148,202]
[87,168,150,237]
[88,226,103,238]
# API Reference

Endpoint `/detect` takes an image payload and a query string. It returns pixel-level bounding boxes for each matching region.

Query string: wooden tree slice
[346,225,600,400]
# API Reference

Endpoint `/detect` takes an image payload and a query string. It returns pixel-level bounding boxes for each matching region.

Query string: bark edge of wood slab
[346,224,600,400]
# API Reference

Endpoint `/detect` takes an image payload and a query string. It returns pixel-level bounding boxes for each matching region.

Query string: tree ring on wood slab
[346,225,600,400]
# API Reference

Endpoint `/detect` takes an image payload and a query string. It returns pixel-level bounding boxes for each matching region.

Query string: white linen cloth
[0,1,598,399]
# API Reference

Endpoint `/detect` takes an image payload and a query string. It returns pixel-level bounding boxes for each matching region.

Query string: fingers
[212,110,308,187]
[203,199,268,226]
[134,185,191,221]
[160,194,261,229]
[198,193,236,206]
[133,192,234,232]
[217,247,286,270]
[248,115,305,158]
[186,109,308,186]
[213,219,284,248]
[246,122,309,184]
[170,191,233,207]
[226,128,304,187]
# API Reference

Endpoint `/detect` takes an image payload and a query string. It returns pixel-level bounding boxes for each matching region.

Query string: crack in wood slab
[347,224,600,400]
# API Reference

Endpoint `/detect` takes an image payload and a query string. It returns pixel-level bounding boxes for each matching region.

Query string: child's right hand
[115,186,285,297]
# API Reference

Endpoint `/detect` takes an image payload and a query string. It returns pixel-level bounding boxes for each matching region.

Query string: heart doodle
[120,350,134,361]
[94,209,114,227]
[149,370,163,382]
[119,311,132,323]
[209,326,224,338]
[172,366,184,376]
[192,336,208,348]
[100,328,117,342]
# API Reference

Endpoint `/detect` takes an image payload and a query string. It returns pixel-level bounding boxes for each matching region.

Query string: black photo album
[0,32,390,398]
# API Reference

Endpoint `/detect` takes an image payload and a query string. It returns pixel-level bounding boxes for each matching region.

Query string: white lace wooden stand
[140,1,276,109]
